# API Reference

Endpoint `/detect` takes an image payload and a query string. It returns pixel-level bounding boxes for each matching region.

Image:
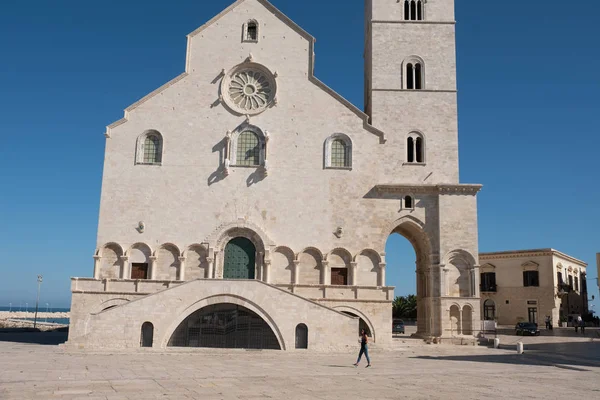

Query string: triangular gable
[106,0,385,142]
[521,261,539,270]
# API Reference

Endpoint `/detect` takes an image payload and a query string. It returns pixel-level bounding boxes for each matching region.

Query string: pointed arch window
[136,130,163,165]
[404,1,424,21]
[243,20,259,43]
[406,132,425,164]
[325,134,353,169]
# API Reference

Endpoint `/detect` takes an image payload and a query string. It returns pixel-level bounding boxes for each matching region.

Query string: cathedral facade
[67,0,482,351]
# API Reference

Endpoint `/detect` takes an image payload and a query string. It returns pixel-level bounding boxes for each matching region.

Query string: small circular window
[221,63,277,115]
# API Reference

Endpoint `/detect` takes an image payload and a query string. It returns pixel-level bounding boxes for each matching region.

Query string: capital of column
[178,256,186,263]
[264,259,272,266]
[207,258,214,264]
[322,261,330,266]
[379,262,387,269]
[149,256,157,262]
[293,260,301,266]
[350,262,358,268]
[120,256,129,261]
[93,255,101,261]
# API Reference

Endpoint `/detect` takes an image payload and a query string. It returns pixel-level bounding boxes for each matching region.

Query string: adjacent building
[66,0,483,351]
[479,249,588,326]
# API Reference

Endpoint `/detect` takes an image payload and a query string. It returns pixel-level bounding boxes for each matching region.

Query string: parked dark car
[515,322,540,336]
[393,319,405,334]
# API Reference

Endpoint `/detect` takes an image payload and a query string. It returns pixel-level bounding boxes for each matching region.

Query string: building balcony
[557,283,573,295]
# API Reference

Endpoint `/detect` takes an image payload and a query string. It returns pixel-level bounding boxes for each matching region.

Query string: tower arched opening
[385,220,433,338]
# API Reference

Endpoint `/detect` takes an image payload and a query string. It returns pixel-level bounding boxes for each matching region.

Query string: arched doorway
[167,303,280,349]
[342,312,372,337]
[462,305,473,335]
[449,305,461,335]
[483,299,496,321]
[295,324,308,349]
[224,237,256,280]
[385,219,432,337]
[140,322,154,347]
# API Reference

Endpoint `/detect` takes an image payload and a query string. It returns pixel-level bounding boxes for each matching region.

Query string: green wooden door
[224,237,256,280]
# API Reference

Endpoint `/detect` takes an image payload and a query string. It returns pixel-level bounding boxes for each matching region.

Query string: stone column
[350,262,358,286]
[120,256,129,279]
[93,255,101,280]
[293,260,300,284]
[424,268,431,298]
[467,267,475,297]
[207,257,214,279]
[256,252,264,281]
[178,256,186,281]
[442,267,449,297]
[413,138,418,162]
[322,261,330,285]
[473,265,481,297]
[263,260,271,284]
[149,256,157,280]
[378,263,387,287]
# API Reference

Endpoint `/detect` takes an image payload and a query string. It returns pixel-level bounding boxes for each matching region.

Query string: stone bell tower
[364,0,482,340]
[365,0,460,184]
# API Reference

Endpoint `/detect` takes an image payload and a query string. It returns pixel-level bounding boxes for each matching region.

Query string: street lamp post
[8,303,11,312]
[33,275,43,329]
[45,303,49,322]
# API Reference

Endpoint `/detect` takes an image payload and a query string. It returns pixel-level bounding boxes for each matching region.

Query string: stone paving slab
[0,338,599,399]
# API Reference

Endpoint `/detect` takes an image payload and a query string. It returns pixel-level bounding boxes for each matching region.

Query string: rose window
[221,63,277,115]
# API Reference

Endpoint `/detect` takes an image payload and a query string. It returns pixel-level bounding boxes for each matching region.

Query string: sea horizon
[0,306,70,313]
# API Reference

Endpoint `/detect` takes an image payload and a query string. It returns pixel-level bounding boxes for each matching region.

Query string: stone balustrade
[276,284,394,302]
[71,278,393,301]
[71,278,184,295]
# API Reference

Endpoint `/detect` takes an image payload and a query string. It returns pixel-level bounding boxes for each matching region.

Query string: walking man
[579,317,586,335]
[353,329,371,368]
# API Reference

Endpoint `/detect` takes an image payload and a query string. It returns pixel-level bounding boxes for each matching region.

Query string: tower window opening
[407,137,415,163]
[415,63,422,90]
[404,59,424,90]
[406,63,414,89]
[415,137,423,163]
[406,132,425,164]
[404,1,424,21]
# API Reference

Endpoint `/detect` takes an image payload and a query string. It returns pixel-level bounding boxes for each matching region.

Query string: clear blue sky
[0,0,598,312]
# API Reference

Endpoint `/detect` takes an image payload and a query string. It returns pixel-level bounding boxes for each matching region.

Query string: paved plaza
[1,329,599,400]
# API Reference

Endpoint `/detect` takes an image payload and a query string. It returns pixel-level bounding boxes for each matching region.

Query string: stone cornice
[480,249,587,267]
[372,89,457,93]
[374,184,482,196]
[371,20,456,26]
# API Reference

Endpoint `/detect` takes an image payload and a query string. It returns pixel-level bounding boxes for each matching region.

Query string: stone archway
[385,217,435,338]
[213,225,271,280]
[333,306,376,341]
[483,299,496,321]
[167,303,281,350]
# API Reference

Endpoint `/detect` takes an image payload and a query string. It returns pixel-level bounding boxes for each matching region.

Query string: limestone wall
[67,280,359,352]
